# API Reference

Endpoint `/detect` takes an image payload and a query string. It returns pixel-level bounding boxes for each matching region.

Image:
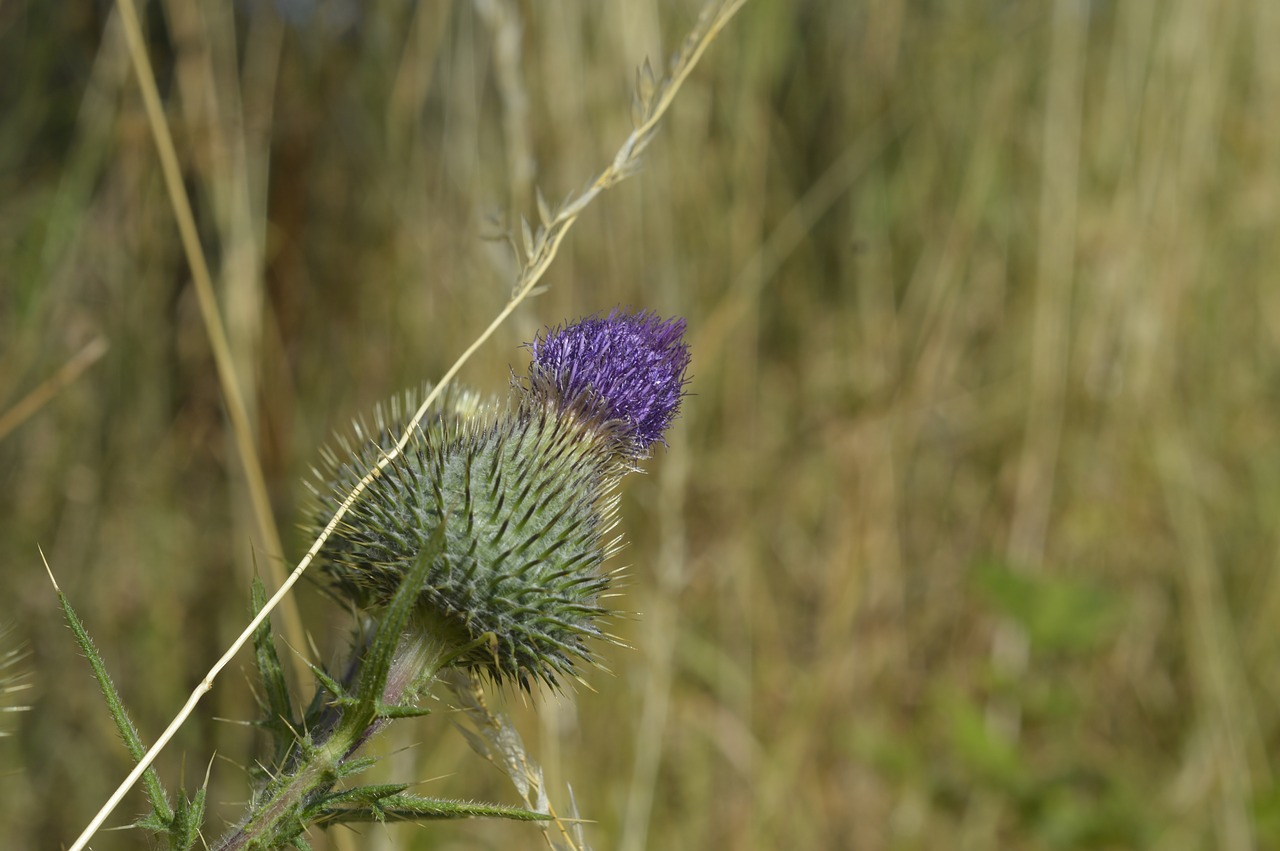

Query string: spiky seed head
[308,385,626,690]
[525,309,691,456]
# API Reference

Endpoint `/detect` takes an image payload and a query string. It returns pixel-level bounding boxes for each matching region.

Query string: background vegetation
[3,0,1279,848]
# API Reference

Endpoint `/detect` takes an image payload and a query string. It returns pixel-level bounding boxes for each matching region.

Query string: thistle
[56,310,691,851]
[310,309,691,690]
[200,311,690,848]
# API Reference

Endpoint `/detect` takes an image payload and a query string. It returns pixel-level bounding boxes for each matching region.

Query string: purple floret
[527,309,691,453]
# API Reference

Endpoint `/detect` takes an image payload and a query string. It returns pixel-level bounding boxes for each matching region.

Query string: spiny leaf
[57,585,173,824]
[308,662,346,702]
[167,785,208,851]
[251,578,295,753]
[319,782,409,807]
[375,701,433,720]
[333,755,380,780]
[317,794,552,825]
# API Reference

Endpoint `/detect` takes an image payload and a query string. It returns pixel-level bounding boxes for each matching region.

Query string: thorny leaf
[57,583,173,826]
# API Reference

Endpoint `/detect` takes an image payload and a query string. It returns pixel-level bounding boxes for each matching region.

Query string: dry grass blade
[109,0,308,664]
[474,0,535,212]
[0,336,108,443]
[519,0,748,293]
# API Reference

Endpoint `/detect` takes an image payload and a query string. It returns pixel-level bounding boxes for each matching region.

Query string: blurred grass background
[3,0,1280,848]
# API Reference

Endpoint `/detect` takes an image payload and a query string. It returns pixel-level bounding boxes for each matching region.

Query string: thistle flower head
[308,310,690,691]
[309,386,625,691]
[525,309,691,455]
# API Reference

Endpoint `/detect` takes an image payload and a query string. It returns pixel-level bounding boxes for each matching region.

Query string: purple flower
[526,309,691,453]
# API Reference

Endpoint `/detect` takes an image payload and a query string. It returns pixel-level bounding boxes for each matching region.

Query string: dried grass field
[4,1,1280,849]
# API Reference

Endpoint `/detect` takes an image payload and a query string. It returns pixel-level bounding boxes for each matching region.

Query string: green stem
[214,631,447,850]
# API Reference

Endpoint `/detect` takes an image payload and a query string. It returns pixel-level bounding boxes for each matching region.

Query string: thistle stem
[214,631,448,850]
